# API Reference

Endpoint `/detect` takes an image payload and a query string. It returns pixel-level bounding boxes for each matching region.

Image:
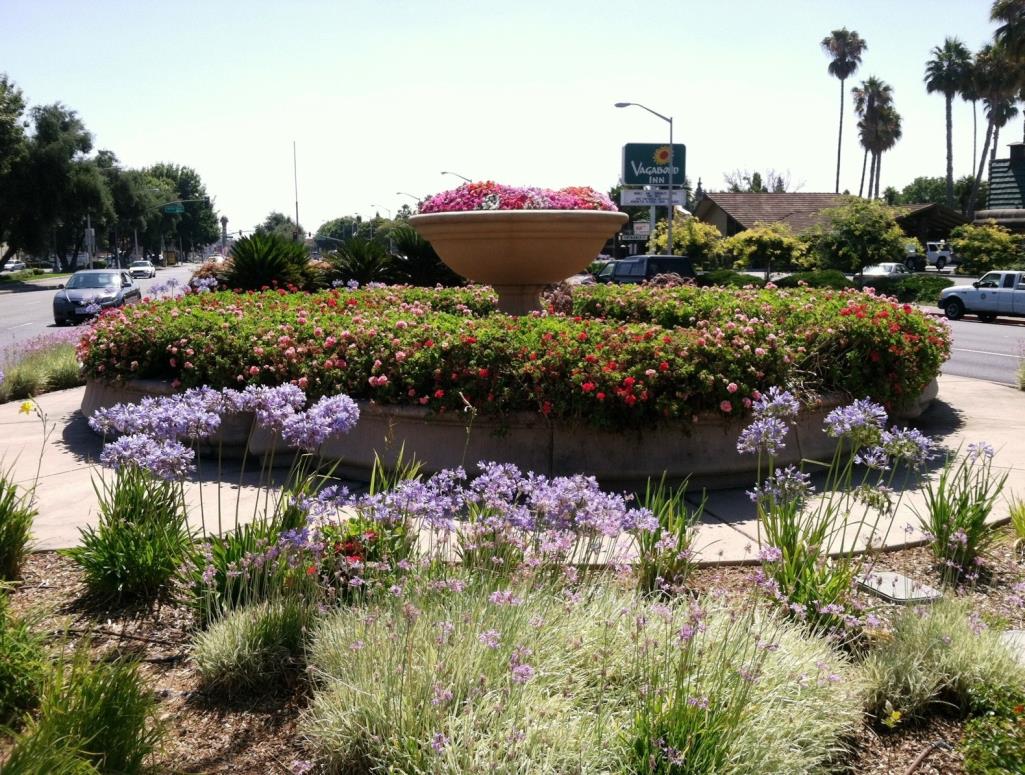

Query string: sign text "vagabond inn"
[622,143,687,186]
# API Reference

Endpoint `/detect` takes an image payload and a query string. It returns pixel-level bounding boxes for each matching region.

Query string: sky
[2,0,1001,236]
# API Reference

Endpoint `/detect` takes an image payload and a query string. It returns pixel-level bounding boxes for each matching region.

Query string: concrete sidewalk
[2,374,1024,560]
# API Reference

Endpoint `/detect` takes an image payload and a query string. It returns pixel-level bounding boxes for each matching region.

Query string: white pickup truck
[938,270,1025,322]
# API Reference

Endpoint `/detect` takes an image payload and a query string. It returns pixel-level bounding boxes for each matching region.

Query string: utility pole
[293,141,301,241]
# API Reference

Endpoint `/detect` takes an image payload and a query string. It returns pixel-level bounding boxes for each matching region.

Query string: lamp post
[396,191,420,204]
[615,101,675,255]
[440,170,472,183]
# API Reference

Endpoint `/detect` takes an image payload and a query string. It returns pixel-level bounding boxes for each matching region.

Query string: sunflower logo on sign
[653,146,672,165]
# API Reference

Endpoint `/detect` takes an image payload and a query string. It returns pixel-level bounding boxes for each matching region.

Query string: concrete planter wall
[81,378,938,490]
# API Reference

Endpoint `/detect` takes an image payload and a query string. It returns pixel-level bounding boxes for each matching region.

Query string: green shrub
[696,269,761,288]
[80,285,949,428]
[7,647,160,774]
[63,467,191,602]
[327,236,395,286]
[0,470,35,581]
[0,592,47,727]
[950,220,1022,275]
[193,598,313,690]
[389,225,462,287]
[221,232,318,291]
[858,274,953,304]
[0,733,100,774]
[862,598,1025,724]
[773,269,854,289]
[962,703,1025,775]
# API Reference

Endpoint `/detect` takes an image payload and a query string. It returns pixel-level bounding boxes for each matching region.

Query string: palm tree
[852,77,893,197]
[960,56,981,169]
[822,28,867,194]
[872,105,903,199]
[993,0,1025,58]
[968,44,1020,218]
[989,97,1020,161]
[925,38,972,208]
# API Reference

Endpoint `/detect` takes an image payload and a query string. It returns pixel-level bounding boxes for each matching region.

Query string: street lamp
[440,170,472,183]
[615,101,675,255]
[396,191,421,203]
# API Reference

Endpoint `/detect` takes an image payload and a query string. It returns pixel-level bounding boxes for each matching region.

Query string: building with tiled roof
[692,192,966,242]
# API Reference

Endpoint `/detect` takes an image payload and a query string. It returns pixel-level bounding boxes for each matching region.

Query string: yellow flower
[19,401,35,415]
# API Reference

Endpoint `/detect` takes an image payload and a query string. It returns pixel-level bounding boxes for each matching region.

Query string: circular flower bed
[77,284,949,430]
[418,181,617,213]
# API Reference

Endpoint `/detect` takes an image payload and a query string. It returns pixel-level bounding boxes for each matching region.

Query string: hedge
[78,285,949,429]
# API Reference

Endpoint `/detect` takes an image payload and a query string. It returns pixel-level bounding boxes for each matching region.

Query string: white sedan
[861,263,911,277]
[129,260,157,279]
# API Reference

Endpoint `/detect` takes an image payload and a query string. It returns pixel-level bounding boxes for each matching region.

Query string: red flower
[581,381,596,393]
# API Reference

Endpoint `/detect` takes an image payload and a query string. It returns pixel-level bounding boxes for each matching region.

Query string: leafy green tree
[723,170,793,193]
[255,211,303,242]
[822,28,867,193]
[925,38,973,208]
[894,175,987,213]
[145,163,218,254]
[0,74,28,268]
[809,197,907,274]
[647,217,723,267]
[993,0,1025,58]
[720,222,806,281]
[949,220,1022,274]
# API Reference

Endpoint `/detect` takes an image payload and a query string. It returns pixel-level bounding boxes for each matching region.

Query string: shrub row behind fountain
[78,284,949,487]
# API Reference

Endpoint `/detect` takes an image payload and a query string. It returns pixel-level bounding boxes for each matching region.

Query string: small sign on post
[162,203,186,214]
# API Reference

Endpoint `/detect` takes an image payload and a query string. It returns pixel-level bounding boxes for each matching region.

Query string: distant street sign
[632,221,651,236]
[622,142,686,185]
[162,203,185,214]
[620,189,687,206]
[620,234,649,242]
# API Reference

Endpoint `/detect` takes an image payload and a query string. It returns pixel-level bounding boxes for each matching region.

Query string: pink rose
[720,400,732,413]
[727,382,738,393]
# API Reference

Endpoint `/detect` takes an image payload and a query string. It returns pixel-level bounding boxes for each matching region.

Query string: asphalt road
[0,264,195,355]
[1,266,1022,387]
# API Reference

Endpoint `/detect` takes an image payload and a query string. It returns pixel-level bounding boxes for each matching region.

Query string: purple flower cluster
[281,394,360,451]
[747,465,813,506]
[190,276,219,293]
[99,433,195,480]
[737,416,790,456]
[823,398,887,445]
[752,387,801,420]
[90,387,224,440]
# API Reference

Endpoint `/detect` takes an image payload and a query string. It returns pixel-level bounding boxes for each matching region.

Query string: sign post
[621,142,686,254]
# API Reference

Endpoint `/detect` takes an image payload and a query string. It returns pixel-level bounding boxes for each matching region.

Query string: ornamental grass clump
[6,646,160,774]
[0,589,47,727]
[0,329,84,404]
[740,389,936,635]
[63,463,192,603]
[916,442,1008,584]
[304,582,860,774]
[634,476,703,595]
[862,598,1025,725]
[192,596,315,691]
[0,465,36,581]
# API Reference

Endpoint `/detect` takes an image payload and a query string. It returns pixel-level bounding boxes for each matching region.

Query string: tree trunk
[945,93,954,208]
[973,100,978,170]
[0,244,16,268]
[992,124,1001,162]
[835,78,845,194]
[859,148,868,197]
[875,152,883,200]
[968,119,995,220]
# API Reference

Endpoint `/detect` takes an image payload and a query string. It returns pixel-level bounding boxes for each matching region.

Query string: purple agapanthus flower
[748,465,813,506]
[966,441,995,462]
[752,387,800,420]
[100,433,195,480]
[280,393,360,451]
[853,445,890,471]
[737,416,790,456]
[880,427,935,467]
[243,384,307,432]
[823,398,887,445]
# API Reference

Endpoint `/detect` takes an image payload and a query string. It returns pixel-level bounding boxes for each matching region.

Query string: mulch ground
[4,527,1025,774]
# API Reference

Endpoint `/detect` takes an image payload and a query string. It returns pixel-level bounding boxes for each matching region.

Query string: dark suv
[596,255,696,284]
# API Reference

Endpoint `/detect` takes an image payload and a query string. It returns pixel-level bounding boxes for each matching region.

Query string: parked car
[129,259,157,279]
[904,241,956,271]
[2,260,27,273]
[53,269,142,325]
[937,269,1025,322]
[862,263,911,277]
[596,255,697,284]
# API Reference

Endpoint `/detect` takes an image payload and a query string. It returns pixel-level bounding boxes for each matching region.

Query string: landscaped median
[76,283,950,484]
